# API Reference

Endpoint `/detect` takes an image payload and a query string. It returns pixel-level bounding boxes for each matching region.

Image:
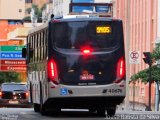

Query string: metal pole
[133,81,135,110]
[148,64,152,111]
[146,64,152,111]
[125,0,130,110]
[155,81,159,111]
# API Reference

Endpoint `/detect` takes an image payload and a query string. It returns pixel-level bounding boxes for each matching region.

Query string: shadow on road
[45,110,106,118]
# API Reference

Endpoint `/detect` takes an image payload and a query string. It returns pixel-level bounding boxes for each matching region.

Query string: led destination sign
[96,26,111,34]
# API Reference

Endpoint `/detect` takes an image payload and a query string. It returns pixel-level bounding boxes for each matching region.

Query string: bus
[22,15,126,116]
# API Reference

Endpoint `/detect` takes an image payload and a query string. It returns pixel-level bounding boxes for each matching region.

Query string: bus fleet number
[106,89,122,94]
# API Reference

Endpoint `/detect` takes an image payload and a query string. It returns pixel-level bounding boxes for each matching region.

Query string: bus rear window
[51,21,123,49]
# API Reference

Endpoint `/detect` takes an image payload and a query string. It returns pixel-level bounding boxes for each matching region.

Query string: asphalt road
[0,108,160,120]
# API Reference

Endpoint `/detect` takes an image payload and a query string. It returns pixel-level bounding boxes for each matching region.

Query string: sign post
[129,51,140,64]
[129,51,140,111]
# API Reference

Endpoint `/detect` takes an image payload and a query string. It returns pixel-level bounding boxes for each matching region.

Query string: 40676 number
[106,89,122,93]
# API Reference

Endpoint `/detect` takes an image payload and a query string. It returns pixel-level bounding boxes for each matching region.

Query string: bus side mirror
[22,48,27,58]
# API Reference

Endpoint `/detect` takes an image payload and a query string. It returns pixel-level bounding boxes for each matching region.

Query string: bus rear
[46,17,126,116]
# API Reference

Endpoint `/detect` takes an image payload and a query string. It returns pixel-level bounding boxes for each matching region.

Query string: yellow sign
[96,26,111,34]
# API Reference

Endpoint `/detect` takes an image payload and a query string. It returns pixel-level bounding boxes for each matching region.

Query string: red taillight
[116,57,125,83]
[48,59,58,83]
[83,49,91,54]
[0,91,2,97]
[81,47,92,55]
[25,92,29,97]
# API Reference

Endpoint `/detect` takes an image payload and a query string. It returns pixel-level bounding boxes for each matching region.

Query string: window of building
[25,0,32,3]
[19,9,22,13]
[49,0,53,3]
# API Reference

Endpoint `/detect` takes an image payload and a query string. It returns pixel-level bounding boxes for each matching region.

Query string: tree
[24,4,46,23]
[0,72,21,85]
[130,43,160,83]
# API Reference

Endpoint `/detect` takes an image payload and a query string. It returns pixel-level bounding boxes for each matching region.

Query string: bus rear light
[83,49,91,54]
[115,57,125,83]
[81,47,92,55]
[48,59,58,84]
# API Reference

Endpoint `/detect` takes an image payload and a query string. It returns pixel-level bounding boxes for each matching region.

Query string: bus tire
[97,107,106,117]
[106,106,116,117]
[34,103,40,112]
[40,83,47,115]
[29,82,33,103]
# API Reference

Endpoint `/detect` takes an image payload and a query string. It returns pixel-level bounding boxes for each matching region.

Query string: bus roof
[53,15,122,22]
[28,23,48,35]
[28,16,122,35]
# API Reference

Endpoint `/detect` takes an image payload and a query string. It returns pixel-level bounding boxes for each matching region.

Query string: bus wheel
[40,85,47,115]
[106,106,116,117]
[34,103,40,112]
[97,107,106,117]
[29,83,33,103]
[40,100,47,115]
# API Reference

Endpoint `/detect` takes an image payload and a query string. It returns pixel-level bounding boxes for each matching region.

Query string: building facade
[0,0,25,20]
[53,0,70,16]
[112,0,159,110]
[52,0,111,17]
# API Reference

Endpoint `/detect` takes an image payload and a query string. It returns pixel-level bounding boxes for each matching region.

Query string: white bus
[22,15,126,117]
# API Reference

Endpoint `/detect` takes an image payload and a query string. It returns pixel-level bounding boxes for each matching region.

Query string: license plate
[80,74,94,80]
[9,100,19,104]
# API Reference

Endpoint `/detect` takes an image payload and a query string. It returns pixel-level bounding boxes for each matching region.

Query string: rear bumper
[48,80,126,97]
[44,96,125,109]
[0,99,30,107]
[45,81,126,109]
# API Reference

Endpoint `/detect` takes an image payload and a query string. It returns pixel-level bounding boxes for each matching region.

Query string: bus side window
[44,29,47,59]
[33,35,36,62]
[45,29,48,58]
[41,31,44,60]
[37,33,40,62]
[35,34,38,62]
[29,36,33,62]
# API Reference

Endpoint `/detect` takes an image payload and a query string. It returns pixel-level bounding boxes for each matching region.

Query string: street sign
[0,46,25,52]
[129,51,140,64]
[0,46,26,72]
[0,60,26,65]
[0,52,25,59]
[0,65,26,72]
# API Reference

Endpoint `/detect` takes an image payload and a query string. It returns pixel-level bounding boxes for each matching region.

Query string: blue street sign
[0,52,24,59]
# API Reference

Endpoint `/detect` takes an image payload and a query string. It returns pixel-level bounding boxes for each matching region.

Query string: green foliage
[0,72,21,84]
[130,43,160,83]
[23,16,31,22]
[152,43,160,60]
[26,8,32,14]
[32,4,44,22]
[32,4,41,19]
[24,4,47,22]
[41,4,46,11]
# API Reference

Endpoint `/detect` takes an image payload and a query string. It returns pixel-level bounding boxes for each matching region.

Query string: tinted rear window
[51,20,123,49]
[2,84,27,91]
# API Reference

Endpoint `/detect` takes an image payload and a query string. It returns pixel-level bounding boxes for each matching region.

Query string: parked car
[0,82,30,107]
